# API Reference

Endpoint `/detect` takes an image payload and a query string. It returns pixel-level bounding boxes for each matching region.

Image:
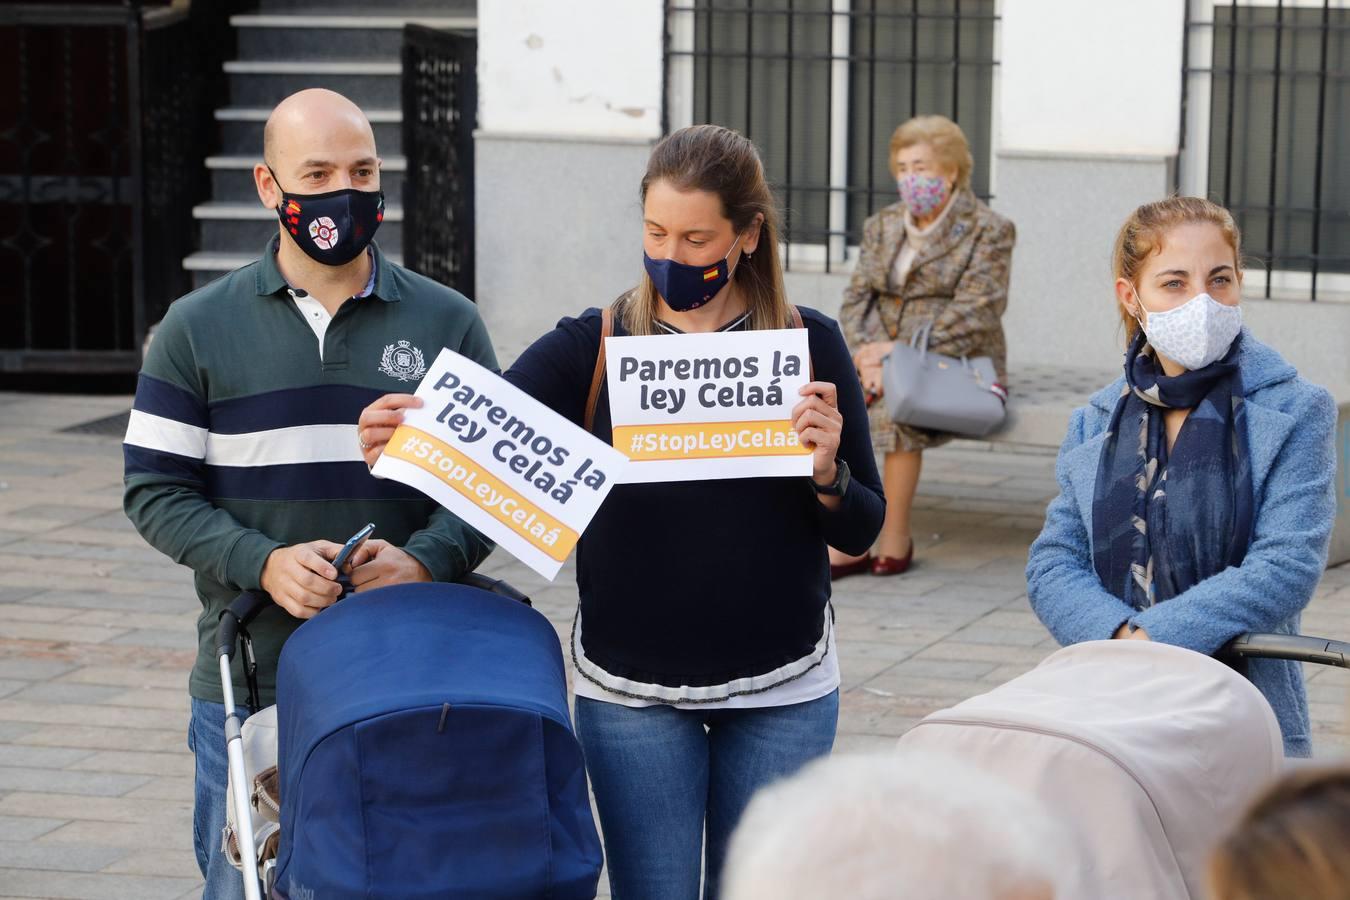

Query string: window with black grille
[664,1,998,272]
[1181,1,1349,299]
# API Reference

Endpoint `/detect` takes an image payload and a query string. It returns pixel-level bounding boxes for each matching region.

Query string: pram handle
[216,591,269,661]
[1222,633,1350,668]
[459,572,532,607]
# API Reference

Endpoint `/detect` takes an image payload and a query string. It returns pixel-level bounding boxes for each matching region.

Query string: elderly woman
[835,115,1015,577]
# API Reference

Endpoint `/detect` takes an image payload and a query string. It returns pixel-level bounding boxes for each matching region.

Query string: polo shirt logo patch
[309,216,339,251]
[379,340,427,382]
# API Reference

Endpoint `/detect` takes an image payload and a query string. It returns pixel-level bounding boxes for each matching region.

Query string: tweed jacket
[1026,331,1338,757]
[839,190,1015,452]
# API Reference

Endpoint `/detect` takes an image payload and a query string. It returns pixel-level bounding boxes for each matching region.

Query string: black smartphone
[333,523,375,577]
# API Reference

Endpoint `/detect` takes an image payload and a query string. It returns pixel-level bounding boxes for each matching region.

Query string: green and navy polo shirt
[123,239,497,705]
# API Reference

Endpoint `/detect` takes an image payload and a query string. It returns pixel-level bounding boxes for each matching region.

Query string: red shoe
[870,541,914,576]
[830,555,873,580]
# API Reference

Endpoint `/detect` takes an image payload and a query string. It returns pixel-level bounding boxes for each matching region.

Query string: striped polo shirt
[123,240,497,705]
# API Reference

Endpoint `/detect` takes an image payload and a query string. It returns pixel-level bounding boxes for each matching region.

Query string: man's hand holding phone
[260,541,344,620]
[344,539,432,593]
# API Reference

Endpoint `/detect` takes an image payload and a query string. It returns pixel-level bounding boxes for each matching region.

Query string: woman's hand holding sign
[793,381,844,508]
[358,393,422,468]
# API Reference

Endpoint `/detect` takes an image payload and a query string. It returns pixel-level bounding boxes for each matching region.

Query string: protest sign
[372,350,628,580]
[604,328,813,482]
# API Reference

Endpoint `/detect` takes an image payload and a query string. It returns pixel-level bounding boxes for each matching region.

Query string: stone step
[184,249,406,292]
[206,155,407,205]
[223,60,402,109]
[192,202,403,255]
[233,14,475,61]
[214,107,403,156]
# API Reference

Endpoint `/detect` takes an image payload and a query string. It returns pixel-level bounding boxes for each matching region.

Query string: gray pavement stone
[17,592,183,614]
[66,751,193,779]
[119,778,194,803]
[13,727,185,755]
[55,668,184,691]
[104,630,197,652]
[0,621,128,646]
[0,746,95,770]
[887,657,1003,680]
[0,662,76,682]
[99,849,200,880]
[0,703,186,732]
[0,793,190,825]
[0,868,199,899]
[0,768,151,799]
[39,820,193,852]
[0,605,82,625]
[0,817,65,842]
[0,841,128,873]
[5,685,128,707]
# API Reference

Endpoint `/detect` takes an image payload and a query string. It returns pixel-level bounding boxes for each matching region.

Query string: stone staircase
[183,1,476,289]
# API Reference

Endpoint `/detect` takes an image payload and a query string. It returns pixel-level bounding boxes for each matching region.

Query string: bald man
[123,89,496,897]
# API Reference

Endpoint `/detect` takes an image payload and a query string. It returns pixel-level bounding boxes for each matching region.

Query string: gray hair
[721,752,1069,900]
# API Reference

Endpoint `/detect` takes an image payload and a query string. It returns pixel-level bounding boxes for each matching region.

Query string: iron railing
[401,24,477,300]
[0,2,236,375]
[663,0,998,272]
[1180,0,1350,300]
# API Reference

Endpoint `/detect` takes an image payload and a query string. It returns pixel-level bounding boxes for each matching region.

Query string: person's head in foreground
[1210,766,1350,900]
[721,752,1067,900]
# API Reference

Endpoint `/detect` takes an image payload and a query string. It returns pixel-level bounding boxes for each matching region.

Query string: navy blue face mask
[270,167,384,267]
[644,235,744,312]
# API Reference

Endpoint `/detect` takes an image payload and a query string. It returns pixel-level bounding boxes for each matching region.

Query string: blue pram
[217,579,603,900]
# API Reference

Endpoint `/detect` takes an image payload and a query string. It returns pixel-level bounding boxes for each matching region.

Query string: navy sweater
[505,306,885,693]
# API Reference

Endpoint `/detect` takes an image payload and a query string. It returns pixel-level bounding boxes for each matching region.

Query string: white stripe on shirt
[204,423,363,467]
[124,410,209,460]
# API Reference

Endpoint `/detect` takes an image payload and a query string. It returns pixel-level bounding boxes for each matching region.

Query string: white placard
[604,329,813,482]
[372,350,629,580]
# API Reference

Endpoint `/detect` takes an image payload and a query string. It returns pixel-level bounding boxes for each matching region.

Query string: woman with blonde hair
[1027,196,1337,757]
[1210,766,1350,899]
[835,114,1015,577]
[358,124,884,898]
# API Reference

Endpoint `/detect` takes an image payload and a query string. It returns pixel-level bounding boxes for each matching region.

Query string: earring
[746,251,754,261]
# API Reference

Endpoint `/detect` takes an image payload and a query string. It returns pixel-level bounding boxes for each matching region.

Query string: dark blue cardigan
[505,305,885,692]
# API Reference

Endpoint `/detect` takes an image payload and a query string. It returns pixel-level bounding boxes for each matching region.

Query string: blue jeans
[575,690,839,900]
[188,697,252,900]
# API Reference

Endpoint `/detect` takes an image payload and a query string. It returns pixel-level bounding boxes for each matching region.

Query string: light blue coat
[1027,330,1338,757]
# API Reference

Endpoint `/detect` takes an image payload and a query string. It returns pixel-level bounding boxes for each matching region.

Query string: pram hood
[898,640,1283,900]
[272,582,601,900]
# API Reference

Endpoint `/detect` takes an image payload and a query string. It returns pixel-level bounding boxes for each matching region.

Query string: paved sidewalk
[0,391,1347,899]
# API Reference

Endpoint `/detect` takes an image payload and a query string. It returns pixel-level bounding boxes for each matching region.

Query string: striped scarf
[1092,332,1254,608]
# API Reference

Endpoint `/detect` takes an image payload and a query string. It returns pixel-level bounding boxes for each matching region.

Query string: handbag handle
[907,319,935,360]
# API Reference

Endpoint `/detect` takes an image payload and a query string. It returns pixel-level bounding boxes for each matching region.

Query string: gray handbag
[881,320,1007,437]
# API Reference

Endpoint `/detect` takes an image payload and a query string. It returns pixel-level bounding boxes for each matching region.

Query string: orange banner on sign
[384,426,578,562]
[611,420,809,462]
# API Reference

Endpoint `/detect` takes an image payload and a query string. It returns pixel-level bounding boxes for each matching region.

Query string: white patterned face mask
[1134,289,1243,371]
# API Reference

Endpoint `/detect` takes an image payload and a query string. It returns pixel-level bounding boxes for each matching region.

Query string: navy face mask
[644,235,744,312]
[270,168,384,266]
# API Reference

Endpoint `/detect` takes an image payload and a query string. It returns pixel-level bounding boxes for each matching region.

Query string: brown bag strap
[787,304,815,381]
[583,305,614,433]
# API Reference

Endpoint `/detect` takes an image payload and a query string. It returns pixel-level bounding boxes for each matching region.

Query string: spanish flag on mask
[702,266,720,282]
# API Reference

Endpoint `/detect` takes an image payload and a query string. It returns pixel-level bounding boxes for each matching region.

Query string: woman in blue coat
[1027,197,1338,757]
